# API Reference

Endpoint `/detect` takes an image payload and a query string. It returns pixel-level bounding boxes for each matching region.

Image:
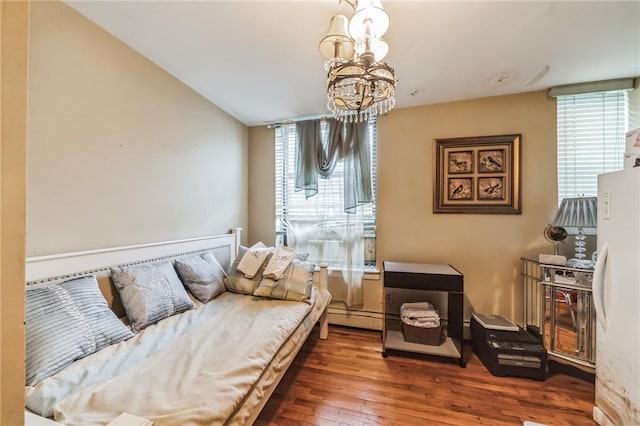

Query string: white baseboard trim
[327,307,383,330]
[592,406,613,426]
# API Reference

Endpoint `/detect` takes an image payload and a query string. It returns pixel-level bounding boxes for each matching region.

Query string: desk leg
[448,291,466,367]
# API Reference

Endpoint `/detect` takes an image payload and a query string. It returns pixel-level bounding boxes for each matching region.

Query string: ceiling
[65,1,640,127]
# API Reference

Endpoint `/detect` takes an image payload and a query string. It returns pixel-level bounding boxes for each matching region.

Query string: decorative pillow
[263,246,296,280]
[25,275,135,386]
[236,242,271,278]
[110,261,194,332]
[174,251,226,303]
[254,260,314,303]
[225,245,272,295]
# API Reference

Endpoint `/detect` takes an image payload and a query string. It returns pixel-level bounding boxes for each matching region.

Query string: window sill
[314,265,380,281]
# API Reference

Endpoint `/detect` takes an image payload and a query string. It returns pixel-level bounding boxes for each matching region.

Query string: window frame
[274,119,377,266]
[556,90,628,205]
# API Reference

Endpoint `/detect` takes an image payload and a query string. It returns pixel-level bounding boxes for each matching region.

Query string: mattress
[25,285,331,426]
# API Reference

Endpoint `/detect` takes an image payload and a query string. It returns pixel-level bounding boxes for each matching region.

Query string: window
[275,119,377,267]
[556,90,628,204]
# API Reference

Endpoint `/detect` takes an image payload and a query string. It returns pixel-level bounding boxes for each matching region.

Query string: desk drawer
[384,270,463,291]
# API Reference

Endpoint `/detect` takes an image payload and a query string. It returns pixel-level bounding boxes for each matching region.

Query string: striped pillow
[25,275,134,386]
[253,260,314,303]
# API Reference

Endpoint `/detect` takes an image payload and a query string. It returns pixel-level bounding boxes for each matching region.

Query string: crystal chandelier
[319,0,397,122]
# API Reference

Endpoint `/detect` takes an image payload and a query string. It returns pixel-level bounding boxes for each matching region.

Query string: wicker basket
[401,322,444,346]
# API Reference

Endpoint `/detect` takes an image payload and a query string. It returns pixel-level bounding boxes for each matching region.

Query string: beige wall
[377,91,556,321]
[248,125,276,246]
[1,1,28,423]
[630,78,640,130]
[248,90,557,324]
[27,1,249,256]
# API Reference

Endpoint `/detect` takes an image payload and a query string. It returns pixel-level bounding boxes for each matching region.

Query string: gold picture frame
[433,134,521,214]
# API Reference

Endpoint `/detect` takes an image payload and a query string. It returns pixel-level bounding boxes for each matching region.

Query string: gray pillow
[254,260,314,303]
[26,275,134,386]
[111,262,194,332]
[224,246,272,295]
[174,251,226,303]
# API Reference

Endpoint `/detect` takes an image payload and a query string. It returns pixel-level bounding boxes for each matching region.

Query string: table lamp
[551,196,597,268]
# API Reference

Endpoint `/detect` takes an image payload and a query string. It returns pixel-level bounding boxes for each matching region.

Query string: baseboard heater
[327,307,383,330]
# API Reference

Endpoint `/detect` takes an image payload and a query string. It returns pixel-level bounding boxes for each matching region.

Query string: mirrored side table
[521,258,595,374]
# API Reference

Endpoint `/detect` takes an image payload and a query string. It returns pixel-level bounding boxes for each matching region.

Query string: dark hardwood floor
[256,325,595,426]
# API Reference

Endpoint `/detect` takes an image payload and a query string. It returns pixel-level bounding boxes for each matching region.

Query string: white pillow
[263,246,296,280]
[237,242,272,278]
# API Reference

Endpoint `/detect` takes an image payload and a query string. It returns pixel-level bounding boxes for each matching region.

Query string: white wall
[27,1,248,256]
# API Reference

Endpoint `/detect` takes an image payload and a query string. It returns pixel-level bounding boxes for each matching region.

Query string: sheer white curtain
[342,211,364,306]
[283,179,365,307]
[277,119,370,307]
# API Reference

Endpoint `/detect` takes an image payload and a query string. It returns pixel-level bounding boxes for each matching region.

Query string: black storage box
[471,315,547,381]
[402,322,444,346]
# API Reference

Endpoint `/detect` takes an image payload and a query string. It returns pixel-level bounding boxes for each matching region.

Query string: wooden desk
[383,261,465,366]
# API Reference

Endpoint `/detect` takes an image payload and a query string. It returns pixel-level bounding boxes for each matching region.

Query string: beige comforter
[26,287,330,426]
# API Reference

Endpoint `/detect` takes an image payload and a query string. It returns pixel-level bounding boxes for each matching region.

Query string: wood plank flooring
[256,325,596,426]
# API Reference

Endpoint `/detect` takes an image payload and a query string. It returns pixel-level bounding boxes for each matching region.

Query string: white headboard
[26,229,241,284]
[25,229,241,316]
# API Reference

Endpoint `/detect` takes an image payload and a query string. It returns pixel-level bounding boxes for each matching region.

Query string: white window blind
[275,119,377,263]
[557,90,627,204]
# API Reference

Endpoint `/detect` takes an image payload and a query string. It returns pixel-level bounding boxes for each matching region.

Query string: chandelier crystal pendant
[319,0,398,122]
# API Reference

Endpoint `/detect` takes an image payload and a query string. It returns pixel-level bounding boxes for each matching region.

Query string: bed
[24,229,330,426]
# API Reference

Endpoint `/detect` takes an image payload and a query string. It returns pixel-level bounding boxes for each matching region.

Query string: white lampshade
[319,15,355,60]
[348,0,389,40]
[356,37,388,61]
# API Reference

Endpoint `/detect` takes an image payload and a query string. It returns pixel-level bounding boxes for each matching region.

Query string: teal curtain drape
[343,121,372,213]
[294,118,372,213]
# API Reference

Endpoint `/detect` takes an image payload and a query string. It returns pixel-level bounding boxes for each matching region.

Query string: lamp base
[566,258,594,269]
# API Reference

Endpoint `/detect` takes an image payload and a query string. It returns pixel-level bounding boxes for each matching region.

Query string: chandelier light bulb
[356,37,388,62]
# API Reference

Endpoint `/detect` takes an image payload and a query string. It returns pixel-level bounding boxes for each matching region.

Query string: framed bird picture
[433,134,521,214]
